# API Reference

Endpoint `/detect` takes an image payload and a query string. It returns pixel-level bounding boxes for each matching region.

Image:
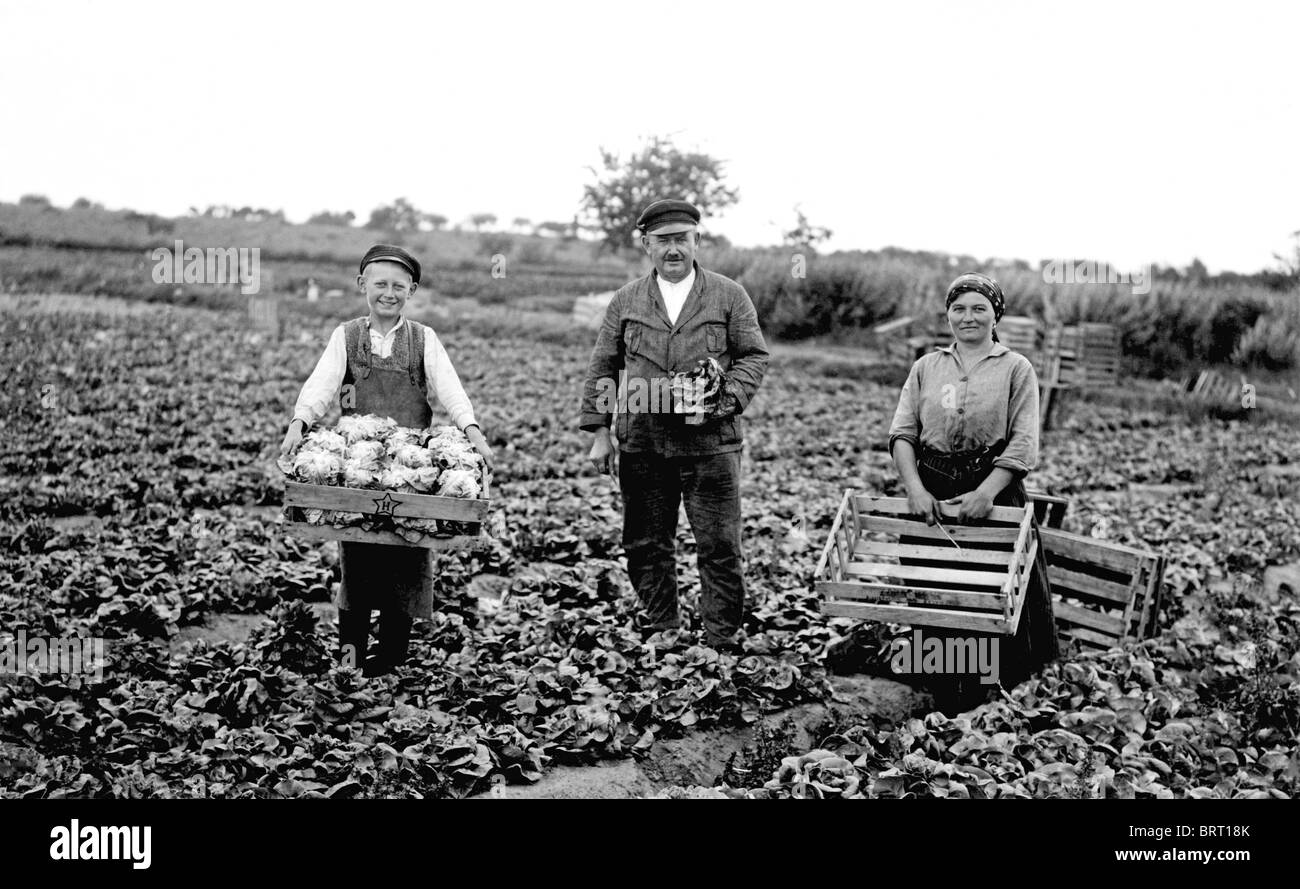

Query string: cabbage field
[2,294,1299,799]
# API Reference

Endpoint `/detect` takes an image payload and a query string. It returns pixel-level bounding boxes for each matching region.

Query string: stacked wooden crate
[1038,322,1123,431]
[1043,322,1122,388]
[996,315,1043,371]
[247,294,280,336]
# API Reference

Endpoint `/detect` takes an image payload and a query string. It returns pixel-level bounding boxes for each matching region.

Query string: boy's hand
[280,419,306,457]
[465,425,494,470]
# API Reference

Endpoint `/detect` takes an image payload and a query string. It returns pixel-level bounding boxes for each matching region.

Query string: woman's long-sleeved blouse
[887,342,1040,475]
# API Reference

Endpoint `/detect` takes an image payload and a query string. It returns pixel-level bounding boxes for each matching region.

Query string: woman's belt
[918,442,1007,481]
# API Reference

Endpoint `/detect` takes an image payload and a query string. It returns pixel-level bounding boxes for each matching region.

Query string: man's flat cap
[636,199,701,234]
[360,244,422,283]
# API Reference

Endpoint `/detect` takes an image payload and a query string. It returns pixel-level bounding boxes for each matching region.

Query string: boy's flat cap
[360,244,422,282]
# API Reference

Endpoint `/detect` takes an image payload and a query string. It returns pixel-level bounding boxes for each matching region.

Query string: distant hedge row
[705,247,1300,375]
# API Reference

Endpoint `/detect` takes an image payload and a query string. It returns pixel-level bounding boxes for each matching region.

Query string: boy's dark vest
[341,317,432,428]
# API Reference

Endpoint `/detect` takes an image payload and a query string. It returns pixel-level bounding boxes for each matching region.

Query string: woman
[886,272,1058,705]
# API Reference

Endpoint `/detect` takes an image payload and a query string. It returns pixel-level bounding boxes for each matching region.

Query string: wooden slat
[1026,490,1069,529]
[1145,556,1166,639]
[819,580,1003,610]
[1010,511,1032,584]
[1025,489,1068,508]
[1052,599,1126,636]
[284,481,489,521]
[1048,566,1133,604]
[853,495,1023,525]
[860,515,1021,543]
[1119,566,1142,639]
[873,316,913,336]
[286,522,490,552]
[842,562,1008,588]
[1038,527,1143,573]
[836,507,853,577]
[1060,625,1120,649]
[1008,537,1037,615]
[822,601,1009,633]
[813,490,851,580]
[1005,538,1037,634]
[853,540,1008,564]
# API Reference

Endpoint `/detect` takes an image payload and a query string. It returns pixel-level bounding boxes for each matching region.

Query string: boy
[281,244,493,675]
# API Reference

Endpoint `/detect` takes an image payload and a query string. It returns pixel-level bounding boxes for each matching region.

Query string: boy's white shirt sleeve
[425,327,477,431]
[292,325,347,426]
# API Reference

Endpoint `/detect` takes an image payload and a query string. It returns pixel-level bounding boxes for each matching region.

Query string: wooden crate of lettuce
[280,415,492,551]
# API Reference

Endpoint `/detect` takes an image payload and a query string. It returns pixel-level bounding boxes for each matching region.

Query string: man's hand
[906,484,939,526]
[465,425,494,471]
[708,377,742,420]
[280,419,306,458]
[946,489,994,523]
[589,428,616,477]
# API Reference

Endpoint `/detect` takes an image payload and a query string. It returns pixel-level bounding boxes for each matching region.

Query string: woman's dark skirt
[899,456,1060,713]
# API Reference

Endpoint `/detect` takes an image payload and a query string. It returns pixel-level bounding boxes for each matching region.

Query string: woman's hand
[906,484,940,526]
[946,489,994,523]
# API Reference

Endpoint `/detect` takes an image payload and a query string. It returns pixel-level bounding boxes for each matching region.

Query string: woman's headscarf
[945,272,1005,342]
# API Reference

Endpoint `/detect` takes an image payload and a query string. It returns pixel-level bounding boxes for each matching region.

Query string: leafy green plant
[719,717,798,789]
[248,601,331,676]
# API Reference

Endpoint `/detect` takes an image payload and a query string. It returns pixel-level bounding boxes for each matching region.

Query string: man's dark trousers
[619,449,744,645]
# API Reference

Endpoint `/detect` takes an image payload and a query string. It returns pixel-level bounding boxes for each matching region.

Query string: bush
[480,233,515,257]
[512,238,554,266]
[1231,311,1300,370]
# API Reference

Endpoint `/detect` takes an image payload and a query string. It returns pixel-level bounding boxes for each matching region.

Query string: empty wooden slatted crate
[814,493,1037,635]
[1037,527,1165,650]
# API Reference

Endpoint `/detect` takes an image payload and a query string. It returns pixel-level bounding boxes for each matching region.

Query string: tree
[467,213,498,232]
[580,135,740,253]
[535,221,568,238]
[511,216,532,233]
[367,198,424,232]
[782,206,833,252]
[72,197,102,211]
[307,210,356,227]
[19,194,52,208]
[424,213,448,231]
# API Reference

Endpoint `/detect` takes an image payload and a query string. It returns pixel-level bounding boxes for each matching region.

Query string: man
[280,244,493,675]
[580,199,769,652]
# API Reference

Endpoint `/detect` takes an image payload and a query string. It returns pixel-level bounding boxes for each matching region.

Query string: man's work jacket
[579,263,769,457]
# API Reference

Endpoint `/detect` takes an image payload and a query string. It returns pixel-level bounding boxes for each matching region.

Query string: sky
[1,0,1297,274]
